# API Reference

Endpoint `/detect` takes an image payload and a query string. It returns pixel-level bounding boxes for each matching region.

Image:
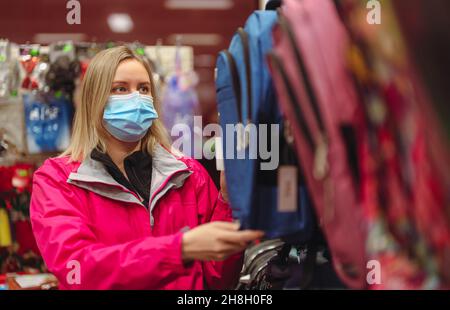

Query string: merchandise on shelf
[24,91,73,154]
[162,40,200,157]
[0,40,20,100]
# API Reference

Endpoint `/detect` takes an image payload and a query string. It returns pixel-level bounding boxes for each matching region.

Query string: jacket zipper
[127,163,147,204]
[148,167,191,227]
[150,168,191,206]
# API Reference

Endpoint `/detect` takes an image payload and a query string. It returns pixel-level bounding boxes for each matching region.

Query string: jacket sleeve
[193,161,244,290]
[30,160,188,290]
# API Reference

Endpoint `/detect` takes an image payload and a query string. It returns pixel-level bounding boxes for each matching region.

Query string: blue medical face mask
[103,91,158,142]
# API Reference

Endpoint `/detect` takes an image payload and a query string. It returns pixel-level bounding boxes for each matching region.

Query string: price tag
[278,165,298,212]
[215,136,224,171]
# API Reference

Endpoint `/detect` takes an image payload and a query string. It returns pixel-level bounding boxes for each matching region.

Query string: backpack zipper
[237,27,253,125]
[221,50,242,123]
[268,51,315,151]
[278,14,329,180]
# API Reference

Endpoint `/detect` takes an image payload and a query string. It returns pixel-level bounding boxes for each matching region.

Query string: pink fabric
[268,0,368,288]
[30,155,242,290]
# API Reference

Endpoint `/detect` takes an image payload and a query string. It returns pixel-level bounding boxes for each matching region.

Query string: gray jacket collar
[67,144,193,227]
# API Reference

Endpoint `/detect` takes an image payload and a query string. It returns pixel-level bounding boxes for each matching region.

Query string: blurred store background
[0,0,261,125]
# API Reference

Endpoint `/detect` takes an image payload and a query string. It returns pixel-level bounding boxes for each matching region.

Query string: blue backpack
[216,11,314,241]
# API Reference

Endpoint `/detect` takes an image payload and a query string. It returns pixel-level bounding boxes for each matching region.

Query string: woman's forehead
[114,59,150,82]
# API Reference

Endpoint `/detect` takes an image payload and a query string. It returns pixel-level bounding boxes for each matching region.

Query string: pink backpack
[267,0,368,288]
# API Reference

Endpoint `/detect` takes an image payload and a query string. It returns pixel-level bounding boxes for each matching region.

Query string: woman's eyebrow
[112,81,151,85]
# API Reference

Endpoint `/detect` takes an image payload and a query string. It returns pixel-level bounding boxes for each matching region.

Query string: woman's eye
[139,86,150,94]
[111,86,128,94]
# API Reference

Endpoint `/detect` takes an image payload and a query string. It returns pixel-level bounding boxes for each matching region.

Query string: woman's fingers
[211,221,240,231]
[181,221,264,262]
[210,227,264,260]
[210,222,265,242]
[211,241,249,261]
[218,229,264,244]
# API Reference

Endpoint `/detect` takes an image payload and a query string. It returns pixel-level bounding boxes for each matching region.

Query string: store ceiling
[0,0,259,122]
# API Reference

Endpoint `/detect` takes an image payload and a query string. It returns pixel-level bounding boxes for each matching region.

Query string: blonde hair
[61,46,171,161]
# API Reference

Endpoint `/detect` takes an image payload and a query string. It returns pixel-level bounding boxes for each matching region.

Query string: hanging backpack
[267,0,368,288]
[215,10,314,241]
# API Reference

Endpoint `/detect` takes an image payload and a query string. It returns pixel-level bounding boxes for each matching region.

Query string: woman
[30,46,263,290]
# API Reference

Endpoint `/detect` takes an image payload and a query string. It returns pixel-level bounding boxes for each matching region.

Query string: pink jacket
[30,144,243,290]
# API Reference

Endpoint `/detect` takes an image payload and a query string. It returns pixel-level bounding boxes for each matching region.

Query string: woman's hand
[219,171,229,202]
[181,222,264,262]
